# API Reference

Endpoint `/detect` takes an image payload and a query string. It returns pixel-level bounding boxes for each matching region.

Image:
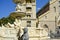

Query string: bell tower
[24,0,36,27]
[13,0,37,27]
[26,0,36,19]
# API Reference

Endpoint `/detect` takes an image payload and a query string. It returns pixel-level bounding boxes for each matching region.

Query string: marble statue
[16,3,22,12]
[21,28,29,40]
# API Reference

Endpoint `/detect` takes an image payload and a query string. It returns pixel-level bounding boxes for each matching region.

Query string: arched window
[27,21,31,27]
[54,7,56,12]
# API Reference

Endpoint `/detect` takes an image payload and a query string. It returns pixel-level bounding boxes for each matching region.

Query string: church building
[37,0,60,37]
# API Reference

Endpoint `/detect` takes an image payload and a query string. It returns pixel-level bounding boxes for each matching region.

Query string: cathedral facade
[37,0,60,38]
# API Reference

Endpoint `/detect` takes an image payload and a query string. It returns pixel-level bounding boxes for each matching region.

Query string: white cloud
[37,8,41,10]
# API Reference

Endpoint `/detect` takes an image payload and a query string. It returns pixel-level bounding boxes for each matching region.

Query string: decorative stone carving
[16,3,22,12]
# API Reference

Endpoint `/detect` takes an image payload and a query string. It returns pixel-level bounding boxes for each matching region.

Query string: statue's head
[23,28,28,33]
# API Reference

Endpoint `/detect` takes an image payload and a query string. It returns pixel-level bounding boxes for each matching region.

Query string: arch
[43,24,48,28]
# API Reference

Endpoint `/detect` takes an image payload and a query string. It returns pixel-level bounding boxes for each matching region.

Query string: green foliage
[0,15,15,26]
[0,12,25,26]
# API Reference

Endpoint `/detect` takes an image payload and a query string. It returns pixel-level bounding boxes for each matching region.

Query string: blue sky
[0,0,49,18]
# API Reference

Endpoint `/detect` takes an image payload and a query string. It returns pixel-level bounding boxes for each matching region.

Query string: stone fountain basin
[10,11,26,18]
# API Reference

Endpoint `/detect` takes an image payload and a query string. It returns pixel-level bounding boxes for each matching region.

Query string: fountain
[0,0,26,40]
[12,0,26,40]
